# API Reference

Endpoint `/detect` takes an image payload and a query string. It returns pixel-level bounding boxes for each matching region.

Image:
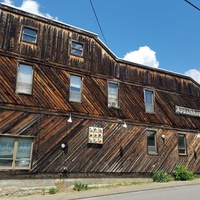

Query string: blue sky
[2,0,200,83]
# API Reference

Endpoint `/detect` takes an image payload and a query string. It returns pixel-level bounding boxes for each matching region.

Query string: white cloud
[20,0,40,15]
[1,0,58,20]
[184,69,200,84]
[2,0,12,4]
[123,46,159,68]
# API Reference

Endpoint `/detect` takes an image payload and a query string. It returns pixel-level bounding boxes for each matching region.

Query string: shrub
[48,187,58,194]
[73,182,88,191]
[173,165,196,181]
[153,170,173,182]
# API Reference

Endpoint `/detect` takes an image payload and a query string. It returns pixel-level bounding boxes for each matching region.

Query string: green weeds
[173,165,196,181]
[73,183,88,191]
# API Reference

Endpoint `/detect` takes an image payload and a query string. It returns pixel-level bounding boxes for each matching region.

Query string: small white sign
[175,106,200,117]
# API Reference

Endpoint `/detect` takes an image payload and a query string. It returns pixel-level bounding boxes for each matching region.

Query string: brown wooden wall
[0,4,200,178]
[1,55,200,129]
[0,5,199,98]
[0,110,200,178]
[1,54,200,177]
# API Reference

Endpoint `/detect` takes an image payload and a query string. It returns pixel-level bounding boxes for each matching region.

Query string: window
[0,136,33,170]
[71,41,83,56]
[22,27,37,43]
[147,130,157,154]
[144,89,154,113]
[178,134,187,155]
[16,63,34,95]
[69,75,82,102]
[108,82,119,108]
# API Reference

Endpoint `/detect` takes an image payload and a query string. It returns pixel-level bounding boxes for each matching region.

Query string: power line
[185,0,200,11]
[89,0,109,47]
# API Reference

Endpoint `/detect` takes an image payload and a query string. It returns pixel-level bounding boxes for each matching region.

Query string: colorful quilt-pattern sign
[88,127,103,144]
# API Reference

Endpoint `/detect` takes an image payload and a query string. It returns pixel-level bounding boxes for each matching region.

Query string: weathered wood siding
[0,4,200,178]
[1,55,199,128]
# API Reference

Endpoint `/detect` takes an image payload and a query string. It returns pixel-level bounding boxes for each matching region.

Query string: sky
[1,0,200,84]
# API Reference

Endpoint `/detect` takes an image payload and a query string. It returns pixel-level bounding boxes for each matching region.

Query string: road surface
[84,184,200,200]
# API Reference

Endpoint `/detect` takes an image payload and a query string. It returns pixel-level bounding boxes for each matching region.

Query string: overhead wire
[184,0,200,11]
[89,0,109,47]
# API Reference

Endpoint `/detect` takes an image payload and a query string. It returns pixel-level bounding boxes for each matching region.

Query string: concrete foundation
[0,177,152,197]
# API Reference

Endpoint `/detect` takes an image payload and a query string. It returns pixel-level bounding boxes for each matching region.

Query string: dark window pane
[71,49,82,56]
[72,42,83,49]
[0,159,12,166]
[22,28,37,43]
[178,134,186,154]
[71,41,83,56]
[147,132,155,146]
[147,131,157,154]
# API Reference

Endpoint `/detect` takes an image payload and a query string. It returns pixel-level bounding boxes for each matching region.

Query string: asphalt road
[84,184,200,200]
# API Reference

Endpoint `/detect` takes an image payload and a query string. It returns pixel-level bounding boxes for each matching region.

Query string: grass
[73,183,88,191]
[153,170,174,182]
[48,187,58,194]
[78,180,152,191]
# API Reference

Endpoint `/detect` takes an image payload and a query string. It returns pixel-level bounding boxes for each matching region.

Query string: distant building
[0,3,200,179]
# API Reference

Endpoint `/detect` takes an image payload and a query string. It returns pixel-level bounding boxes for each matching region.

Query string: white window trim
[147,130,158,155]
[69,74,82,103]
[144,88,155,113]
[108,81,119,108]
[16,63,34,95]
[70,40,84,57]
[0,136,34,170]
[178,133,187,156]
[22,27,37,44]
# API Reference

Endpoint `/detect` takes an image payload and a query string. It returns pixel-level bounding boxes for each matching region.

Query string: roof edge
[0,3,98,37]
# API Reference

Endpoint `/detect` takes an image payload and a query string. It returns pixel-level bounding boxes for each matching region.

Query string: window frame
[108,81,119,108]
[69,74,82,103]
[0,136,34,170]
[21,27,37,44]
[70,40,84,57]
[178,133,187,156]
[144,89,155,113]
[15,63,34,95]
[147,130,158,155]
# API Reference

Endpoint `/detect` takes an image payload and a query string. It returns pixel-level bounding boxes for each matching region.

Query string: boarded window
[147,130,157,154]
[144,89,154,113]
[178,134,187,155]
[108,82,119,108]
[22,27,37,43]
[71,41,83,56]
[0,136,33,170]
[16,63,33,95]
[69,75,82,102]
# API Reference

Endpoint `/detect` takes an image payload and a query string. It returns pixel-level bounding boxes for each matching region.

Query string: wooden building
[0,3,200,179]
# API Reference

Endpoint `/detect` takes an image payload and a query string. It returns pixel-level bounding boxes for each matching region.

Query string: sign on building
[88,127,103,144]
[175,106,200,117]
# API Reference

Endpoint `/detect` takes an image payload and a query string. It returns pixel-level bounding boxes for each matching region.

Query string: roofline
[0,3,98,38]
[0,3,199,87]
[117,57,200,86]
